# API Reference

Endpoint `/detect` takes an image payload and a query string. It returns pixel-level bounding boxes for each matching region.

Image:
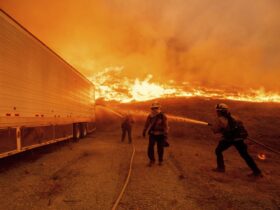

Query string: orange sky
[1,0,280,91]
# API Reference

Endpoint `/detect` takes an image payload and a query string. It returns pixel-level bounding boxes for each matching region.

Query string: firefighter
[143,102,168,166]
[211,103,262,177]
[121,112,134,143]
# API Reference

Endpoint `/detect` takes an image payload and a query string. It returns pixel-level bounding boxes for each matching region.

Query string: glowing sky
[1,0,280,91]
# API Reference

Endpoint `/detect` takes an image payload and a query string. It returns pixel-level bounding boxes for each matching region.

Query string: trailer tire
[81,124,87,138]
[73,124,81,141]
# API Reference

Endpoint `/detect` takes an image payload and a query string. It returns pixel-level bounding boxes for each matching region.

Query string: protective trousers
[148,135,164,162]
[215,140,261,174]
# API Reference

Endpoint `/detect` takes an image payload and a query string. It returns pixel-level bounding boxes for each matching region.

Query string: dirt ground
[0,126,131,209]
[119,126,280,210]
[0,98,279,210]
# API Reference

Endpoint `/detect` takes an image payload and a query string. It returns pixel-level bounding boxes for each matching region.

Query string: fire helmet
[151,102,161,109]
[216,103,229,111]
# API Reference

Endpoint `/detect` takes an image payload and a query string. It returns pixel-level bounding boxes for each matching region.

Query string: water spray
[96,104,279,209]
[96,105,135,210]
[97,105,123,118]
[98,105,280,156]
[167,114,209,126]
[109,108,209,126]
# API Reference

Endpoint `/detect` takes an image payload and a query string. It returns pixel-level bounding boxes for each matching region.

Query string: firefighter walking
[211,103,262,177]
[121,112,134,143]
[143,102,168,166]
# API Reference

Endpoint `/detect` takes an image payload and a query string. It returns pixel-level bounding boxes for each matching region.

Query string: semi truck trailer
[0,9,96,158]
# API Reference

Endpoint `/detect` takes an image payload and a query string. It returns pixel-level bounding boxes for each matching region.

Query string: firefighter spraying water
[96,101,280,210]
[98,104,280,157]
[210,103,262,177]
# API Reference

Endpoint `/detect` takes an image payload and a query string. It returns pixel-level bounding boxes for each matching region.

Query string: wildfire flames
[90,67,280,103]
[257,153,266,160]
[2,1,280,105]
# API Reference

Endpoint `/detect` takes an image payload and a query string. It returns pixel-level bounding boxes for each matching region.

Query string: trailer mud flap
[0,128,17,154]
[54,124,73,139]
[21,124,73,148]
[21,126,54,147]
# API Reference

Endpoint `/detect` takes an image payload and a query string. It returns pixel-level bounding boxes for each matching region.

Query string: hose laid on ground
[207,124,280,155]
[102,104,280,156]
[247,137,280,155]
[97,105,136,210]
[112,143,135,210]
[99,105,280,209]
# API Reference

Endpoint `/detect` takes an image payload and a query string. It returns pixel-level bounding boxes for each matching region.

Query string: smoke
[1,0,280,91]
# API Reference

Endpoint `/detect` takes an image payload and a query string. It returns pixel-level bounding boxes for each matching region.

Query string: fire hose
[112,143,135,210]
[98,106,136,210]
[168,115,280,155]
[98,106,280,210]
[102,104,280,156]
[246,137,280,155]
[206,123,280,155]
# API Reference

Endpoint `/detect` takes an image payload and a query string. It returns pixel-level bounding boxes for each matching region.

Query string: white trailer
[0,10,96,158]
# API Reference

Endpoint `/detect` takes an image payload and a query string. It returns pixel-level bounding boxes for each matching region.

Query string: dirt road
[0,105,279,210]
[119,124,280,210]
[0,120,202,210]
[0,130,131,210]
[119,134,200,210]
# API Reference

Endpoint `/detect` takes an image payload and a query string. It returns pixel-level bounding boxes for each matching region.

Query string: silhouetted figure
[121,113,134,143]
[211,103,262,177]
[143,102,168,166]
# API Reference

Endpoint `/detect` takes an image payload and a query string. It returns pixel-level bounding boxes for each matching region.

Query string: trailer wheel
[73,124,81,141]
[80,123,88,138]
[82,125,87,138]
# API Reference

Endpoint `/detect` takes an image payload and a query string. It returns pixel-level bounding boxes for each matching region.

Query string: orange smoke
[1,0,280,93]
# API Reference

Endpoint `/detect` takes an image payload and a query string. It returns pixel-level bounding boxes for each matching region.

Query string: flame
[257,153,266,160]
[90,67,280,103]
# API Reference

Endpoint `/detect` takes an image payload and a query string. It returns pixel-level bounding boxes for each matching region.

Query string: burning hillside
[2,1,280,99]
[90,67,280,103]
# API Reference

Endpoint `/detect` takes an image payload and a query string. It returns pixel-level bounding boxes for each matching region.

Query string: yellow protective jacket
[143,112,168,136]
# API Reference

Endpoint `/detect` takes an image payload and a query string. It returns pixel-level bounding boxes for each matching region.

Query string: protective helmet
[151,102,161,109]
[216,103,229,111]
